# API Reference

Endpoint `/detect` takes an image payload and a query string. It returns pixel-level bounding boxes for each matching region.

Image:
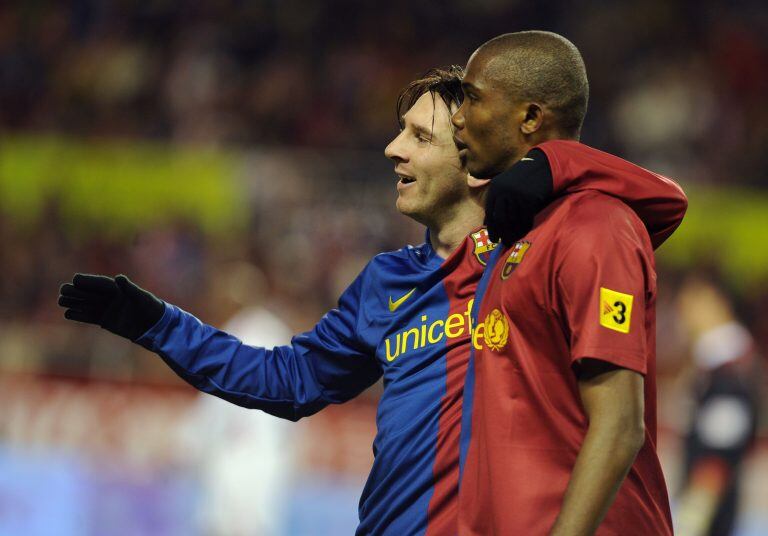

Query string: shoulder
[551,192,652,261]
[369,242,430,270]
[559,191,646,235]
[349,242,430,293]
[537,139,637,175]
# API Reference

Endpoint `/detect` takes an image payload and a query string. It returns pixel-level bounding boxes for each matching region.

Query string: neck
[427,195,485,259]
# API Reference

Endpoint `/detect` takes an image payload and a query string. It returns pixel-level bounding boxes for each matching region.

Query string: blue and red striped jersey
[138,229,490,535]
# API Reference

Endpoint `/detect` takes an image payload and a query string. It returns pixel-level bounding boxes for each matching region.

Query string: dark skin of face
[451,50,550,178]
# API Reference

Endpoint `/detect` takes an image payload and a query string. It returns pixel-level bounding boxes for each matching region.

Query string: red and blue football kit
[459,143,688,535]
[136,142,686,535]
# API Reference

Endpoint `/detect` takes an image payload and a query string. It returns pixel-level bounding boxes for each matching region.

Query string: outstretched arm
[59,273,382,421]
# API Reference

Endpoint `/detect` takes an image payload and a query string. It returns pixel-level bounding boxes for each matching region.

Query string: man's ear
[468,175,491,188]
[520,103,544,135]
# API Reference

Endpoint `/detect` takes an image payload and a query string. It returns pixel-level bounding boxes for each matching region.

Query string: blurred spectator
[178,262,296,536]
[0,1,764,185]
[674,276,763,536]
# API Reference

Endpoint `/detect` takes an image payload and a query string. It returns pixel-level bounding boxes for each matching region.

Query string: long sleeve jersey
[137,140,687,536]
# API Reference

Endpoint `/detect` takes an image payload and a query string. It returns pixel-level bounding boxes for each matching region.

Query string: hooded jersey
[458,142,688,535]
[137,140,687,536]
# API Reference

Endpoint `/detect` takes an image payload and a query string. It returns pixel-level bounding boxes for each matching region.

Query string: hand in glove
[484,148,553,246]
[58,273,165,341]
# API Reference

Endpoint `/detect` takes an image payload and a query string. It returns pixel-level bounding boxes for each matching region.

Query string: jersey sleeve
[136,267,382,421]
[554,197,655,375]
[537,140,687,250]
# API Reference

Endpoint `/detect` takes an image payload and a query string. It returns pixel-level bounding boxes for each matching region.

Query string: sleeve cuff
[571,347,647,376]
[135,301,175,350]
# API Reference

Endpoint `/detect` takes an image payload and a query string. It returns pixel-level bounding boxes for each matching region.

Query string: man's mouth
[395,168,416,185]
[453,135,467,151]
[395,171,416,192]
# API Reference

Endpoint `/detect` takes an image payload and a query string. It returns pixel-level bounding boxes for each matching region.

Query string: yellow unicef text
[385,299,486,362]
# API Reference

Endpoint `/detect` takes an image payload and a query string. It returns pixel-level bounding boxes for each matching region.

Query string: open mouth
[398,175,416,185]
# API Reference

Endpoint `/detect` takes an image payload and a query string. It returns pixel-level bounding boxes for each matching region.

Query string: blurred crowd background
[1,1,767,535]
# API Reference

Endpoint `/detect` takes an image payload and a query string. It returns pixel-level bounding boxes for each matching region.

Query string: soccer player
[59,67,686,535]
[452,31,687,535]
[675,277,760,536]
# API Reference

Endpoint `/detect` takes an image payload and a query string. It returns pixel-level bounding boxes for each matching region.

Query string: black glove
[484,148,553,246]
[58,273,165,341]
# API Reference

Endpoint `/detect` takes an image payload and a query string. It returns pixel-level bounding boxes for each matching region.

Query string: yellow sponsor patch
[599,287,633,334]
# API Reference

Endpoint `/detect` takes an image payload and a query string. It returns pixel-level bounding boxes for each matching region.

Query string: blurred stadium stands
[1,1,767,534]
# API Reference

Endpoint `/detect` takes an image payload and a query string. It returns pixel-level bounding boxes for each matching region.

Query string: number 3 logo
[600,287,634,334]
[612,301,627,325]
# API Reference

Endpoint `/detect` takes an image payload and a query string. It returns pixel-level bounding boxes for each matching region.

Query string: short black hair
[396,65,465,130]
[478,31,589,138]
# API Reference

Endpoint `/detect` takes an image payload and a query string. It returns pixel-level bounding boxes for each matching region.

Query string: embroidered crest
[501,241,532,279]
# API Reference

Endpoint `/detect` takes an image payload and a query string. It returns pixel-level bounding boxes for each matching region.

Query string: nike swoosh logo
[389,288,416,312]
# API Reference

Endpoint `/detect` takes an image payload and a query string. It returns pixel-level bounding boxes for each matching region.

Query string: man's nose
[385,134,406,161]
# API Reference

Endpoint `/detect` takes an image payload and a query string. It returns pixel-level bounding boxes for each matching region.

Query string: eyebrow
[414,124,433,136]
[406,122,434,139]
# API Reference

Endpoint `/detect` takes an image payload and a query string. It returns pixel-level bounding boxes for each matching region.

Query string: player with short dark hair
[59,64,686,535]
[453,31,686,535]
[468,31,588,143]
[454,31,589,179]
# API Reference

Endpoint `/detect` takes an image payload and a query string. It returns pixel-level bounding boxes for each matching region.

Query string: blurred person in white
[675,276,762,536]
[178,262,295,536]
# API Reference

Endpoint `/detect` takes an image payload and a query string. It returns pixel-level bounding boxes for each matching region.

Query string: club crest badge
[471,229,497,266]
[501,241,532,279]
[484,308,509,351]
